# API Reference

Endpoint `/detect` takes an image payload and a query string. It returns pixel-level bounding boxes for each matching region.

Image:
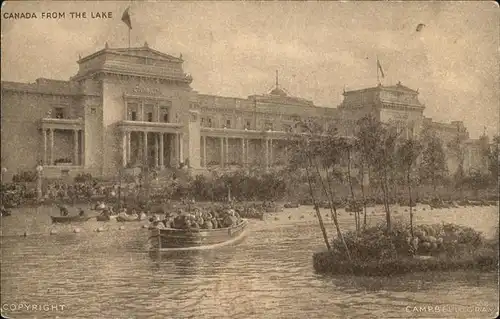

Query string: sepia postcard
[1,1,498,318]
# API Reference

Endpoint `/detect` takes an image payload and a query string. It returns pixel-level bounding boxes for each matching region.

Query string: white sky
[1,1,498,138]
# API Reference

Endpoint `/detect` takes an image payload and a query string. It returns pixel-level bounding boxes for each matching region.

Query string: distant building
[0,44,489,179]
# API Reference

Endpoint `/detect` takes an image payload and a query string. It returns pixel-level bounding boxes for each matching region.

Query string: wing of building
[0,43,490,179]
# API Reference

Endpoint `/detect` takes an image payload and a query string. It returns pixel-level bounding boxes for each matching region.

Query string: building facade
[0,44,488,180]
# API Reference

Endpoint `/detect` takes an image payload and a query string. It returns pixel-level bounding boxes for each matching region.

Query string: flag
[377,58,385,78]
[122,7,132,30]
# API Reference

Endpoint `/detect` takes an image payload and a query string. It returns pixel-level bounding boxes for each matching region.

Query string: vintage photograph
[1,1,498,318]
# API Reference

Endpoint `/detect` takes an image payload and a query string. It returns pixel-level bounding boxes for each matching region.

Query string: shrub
[12,171,37,183]
[330,221,487,263]
[54,158,72,164]
[74,173,93,183]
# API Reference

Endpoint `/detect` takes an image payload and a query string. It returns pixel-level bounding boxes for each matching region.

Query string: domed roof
[269,87,287,96]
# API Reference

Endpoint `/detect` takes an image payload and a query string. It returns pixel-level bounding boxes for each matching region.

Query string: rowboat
[148,219,248,251]
[116,212,148,222]
[116,215,140,222]
[96,215,117,221]
[51,215,94,224]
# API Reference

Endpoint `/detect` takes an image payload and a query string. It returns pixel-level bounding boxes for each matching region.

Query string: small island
[313,221,499,276]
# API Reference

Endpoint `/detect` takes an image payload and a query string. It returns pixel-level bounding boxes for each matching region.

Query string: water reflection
[1,205,498,319]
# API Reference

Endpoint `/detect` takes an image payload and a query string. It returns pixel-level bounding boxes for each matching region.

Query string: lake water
[1,204,498,318]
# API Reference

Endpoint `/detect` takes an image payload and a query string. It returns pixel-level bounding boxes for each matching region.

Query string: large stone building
[0,44,489,180]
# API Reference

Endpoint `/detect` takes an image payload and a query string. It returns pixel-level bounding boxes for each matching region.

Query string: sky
[1,1,498,138]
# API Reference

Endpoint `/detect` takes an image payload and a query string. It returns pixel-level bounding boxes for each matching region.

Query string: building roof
[269,87,287,97]
[344,81,418,95]
[1,78,77,95]
[383,82,418,93]
[77,43,184,64]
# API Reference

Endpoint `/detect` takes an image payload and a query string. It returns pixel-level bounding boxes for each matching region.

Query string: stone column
[172,134,178,167]
[179,133,184,164]
[73,130,79,166]
[270,139,273,166]
[241,138,245,166]
[126,132,131,163]
[202,136,207,167]
[80,130,85,167]
[43,129,47,165]
[140,102,145,121]
[49,129,54,165]
[220,137,224,168]
[159,133,164,168]
[225,137,229,165]
[154,133,159,167]
[246,138,249,165]
[143,131,148,166]
[122,131,127,168]
[265,138,269,169]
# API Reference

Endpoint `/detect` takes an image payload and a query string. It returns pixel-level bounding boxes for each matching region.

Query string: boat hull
[51,216,94,224]
[149,219,248,251]
[96,215,117,221]
[116,215,141,222]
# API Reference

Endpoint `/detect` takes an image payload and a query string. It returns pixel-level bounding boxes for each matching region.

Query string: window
[147,112,153,122]
[91,107,96,115]
[163,113,169,123]
[207,118,212,127]
[245,120,251,129]
[265,122,273,131]
[283,124,291,132]
[131,112,137,121]
[226,119,231,128]
[54,107,64,119]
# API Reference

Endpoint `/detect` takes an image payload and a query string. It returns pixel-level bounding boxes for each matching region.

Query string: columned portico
[40,118,84,167]
[118,121,183,170]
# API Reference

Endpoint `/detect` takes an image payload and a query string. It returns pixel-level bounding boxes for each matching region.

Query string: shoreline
[312,249,499,277]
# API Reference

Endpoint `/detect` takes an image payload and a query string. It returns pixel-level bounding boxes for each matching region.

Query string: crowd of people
[0,180,142,207]
[149,205,243,230]
[1,183,34,207]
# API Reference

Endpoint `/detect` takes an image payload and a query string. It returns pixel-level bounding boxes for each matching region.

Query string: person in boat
[100,208,110,217]
[1,205,11,217]
[138,211,147,221]
[58,204,69,216]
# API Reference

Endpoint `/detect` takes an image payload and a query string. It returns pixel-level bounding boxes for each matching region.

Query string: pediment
[108,47,183,63]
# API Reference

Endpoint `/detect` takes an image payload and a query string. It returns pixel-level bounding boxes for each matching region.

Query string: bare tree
[419,131,448,193]
[396,138,422,237]
[447,132,466,197]
[355,116,399,234]
[288,120,352,259]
